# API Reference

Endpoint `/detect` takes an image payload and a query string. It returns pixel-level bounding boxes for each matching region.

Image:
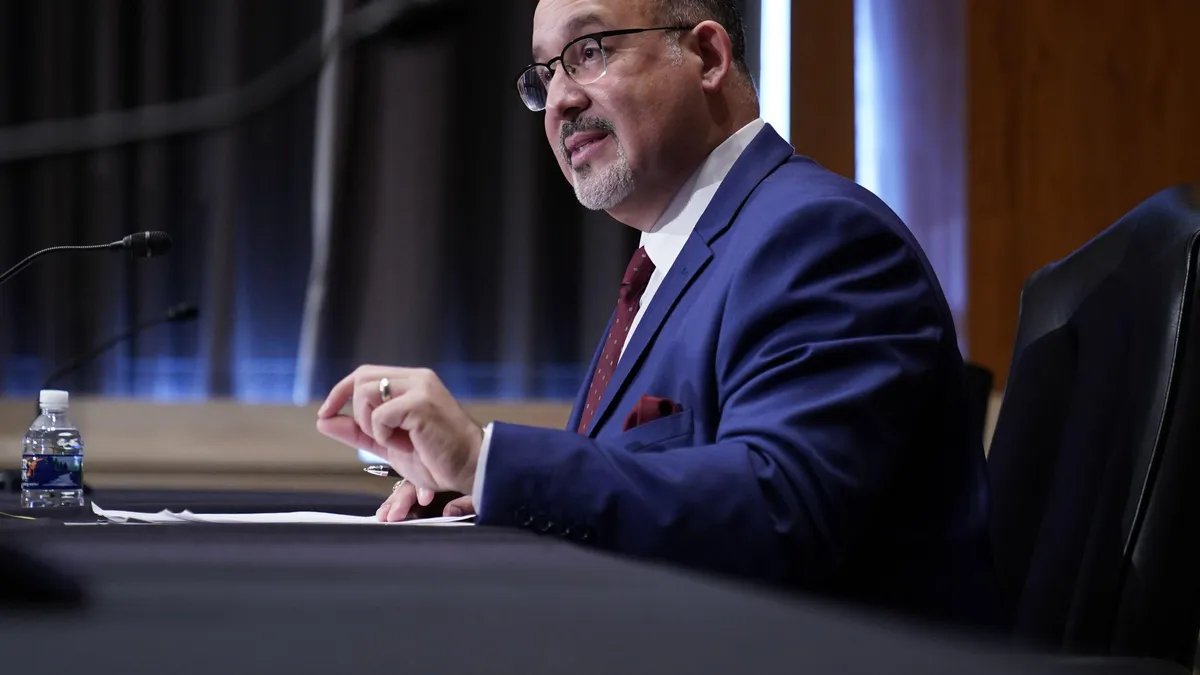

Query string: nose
[544,71,589,122]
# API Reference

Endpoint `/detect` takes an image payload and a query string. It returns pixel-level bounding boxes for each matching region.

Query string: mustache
[559,117,616,162]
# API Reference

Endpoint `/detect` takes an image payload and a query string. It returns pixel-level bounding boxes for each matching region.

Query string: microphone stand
[0,243,116,287]
[2,303,196,495]
[34,303,199,415]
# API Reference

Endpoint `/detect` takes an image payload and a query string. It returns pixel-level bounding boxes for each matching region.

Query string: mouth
[565,131,611,166]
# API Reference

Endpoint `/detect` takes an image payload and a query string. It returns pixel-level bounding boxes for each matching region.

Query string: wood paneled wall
[792,0,1200,386]
[790,0,855,179]
[967,0,1200,384]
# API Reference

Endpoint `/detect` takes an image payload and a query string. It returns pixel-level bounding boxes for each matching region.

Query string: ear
[691,20,735,93]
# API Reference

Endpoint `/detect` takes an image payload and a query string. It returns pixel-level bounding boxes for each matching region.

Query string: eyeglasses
[516,26,692,111]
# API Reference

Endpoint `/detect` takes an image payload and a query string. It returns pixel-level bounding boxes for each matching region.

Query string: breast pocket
[620,408,695,452]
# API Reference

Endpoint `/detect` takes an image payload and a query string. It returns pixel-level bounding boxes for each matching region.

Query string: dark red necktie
[577,246,655,433]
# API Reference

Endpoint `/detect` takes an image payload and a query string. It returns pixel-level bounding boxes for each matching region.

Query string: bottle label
[21,453,83,491]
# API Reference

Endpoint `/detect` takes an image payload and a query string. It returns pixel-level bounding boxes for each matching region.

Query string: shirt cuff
[472,421,494,516]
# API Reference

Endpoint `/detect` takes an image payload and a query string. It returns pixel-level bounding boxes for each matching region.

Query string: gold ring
[392,478,407,492]
[379,377,392,402]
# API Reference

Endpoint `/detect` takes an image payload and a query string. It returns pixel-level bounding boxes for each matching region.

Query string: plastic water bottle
[21,390,85,508]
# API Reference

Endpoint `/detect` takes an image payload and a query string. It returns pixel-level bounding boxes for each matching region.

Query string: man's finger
[417,487,435,506]
[384,484,418,522]
[318,365,416,419]
[316,415,379,452]
[370,395,439,488]
[338,368,425,437]
[443,495,475,517]
[370,391,419,447]
[362,411,437,491]
[317,370,359,419]
[352,380,379,442]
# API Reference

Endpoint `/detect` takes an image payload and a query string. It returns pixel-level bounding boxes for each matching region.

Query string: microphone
[112,231,173,259]
[0,231,172,288]
[39,301,199,393]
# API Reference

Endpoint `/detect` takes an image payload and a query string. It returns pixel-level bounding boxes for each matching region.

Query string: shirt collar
[640,118,766,271]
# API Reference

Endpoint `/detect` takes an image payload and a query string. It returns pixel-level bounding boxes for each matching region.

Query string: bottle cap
[39,389,69,410]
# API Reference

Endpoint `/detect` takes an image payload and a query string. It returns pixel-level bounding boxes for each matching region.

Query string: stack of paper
[90,502,474,526]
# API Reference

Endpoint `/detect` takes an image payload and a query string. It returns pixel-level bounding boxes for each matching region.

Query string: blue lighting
[759,0,791,142]
[3,357,585,404]
[854,0,883,201]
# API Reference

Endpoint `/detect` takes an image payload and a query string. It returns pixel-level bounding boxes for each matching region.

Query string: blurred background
[0,0,659,404]
[0,0,1196,481]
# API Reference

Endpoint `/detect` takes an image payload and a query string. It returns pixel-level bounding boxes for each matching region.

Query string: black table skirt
[0,487,386,525]
[0,487,1188,675]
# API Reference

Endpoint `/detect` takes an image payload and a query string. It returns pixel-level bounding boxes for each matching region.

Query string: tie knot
[621,246,655,295]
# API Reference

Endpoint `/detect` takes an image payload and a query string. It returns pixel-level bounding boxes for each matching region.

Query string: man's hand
[316,365,483,495]
[377,480,475,522]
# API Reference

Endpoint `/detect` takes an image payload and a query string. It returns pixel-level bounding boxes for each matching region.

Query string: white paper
[90,502,474,526]
[90,504,191,523]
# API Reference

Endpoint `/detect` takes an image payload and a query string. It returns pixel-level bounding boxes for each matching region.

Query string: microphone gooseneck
[0,243,113,288]
[40,302,199,393]
[0,232,173,289]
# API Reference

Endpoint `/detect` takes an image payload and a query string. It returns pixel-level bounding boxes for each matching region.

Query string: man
[318,0,999,627]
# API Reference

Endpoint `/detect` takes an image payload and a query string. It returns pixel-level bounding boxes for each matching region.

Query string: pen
[363,464,401,478]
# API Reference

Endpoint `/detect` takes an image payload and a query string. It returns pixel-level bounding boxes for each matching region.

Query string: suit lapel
[583,124,796,437]
[585,237,711,436]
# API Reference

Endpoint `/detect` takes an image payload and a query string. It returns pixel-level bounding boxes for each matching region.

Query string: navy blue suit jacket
[477,124,998,627]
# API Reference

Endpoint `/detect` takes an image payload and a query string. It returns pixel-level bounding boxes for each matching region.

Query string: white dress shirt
[472,118,767,513]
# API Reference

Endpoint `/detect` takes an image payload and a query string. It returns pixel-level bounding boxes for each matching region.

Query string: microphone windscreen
[166,302,199,322]
[123,231,172,258]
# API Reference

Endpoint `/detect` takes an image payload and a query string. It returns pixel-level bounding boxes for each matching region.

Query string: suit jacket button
[514,507,533,527]
[567,525,594,543]
[531,513,550,532]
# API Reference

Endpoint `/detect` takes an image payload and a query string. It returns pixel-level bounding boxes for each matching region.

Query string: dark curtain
[311,0,757,399]
[0,0,646,404]
[312,0,639,400]
[0,0,322,401]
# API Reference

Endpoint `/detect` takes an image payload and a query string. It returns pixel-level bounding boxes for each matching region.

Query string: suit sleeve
[475,198,949,585]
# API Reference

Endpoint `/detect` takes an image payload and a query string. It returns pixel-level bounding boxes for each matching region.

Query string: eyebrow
[532,12,608,62]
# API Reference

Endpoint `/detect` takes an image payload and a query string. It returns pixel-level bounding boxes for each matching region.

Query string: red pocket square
[623,395,684,432]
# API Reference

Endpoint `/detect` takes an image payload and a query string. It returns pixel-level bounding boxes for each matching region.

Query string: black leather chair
[986,184,1200,667]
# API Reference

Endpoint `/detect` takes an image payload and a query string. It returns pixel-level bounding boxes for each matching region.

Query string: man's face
[532,0,697,213]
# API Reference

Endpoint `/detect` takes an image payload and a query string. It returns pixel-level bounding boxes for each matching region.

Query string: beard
[559,117,635,211]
